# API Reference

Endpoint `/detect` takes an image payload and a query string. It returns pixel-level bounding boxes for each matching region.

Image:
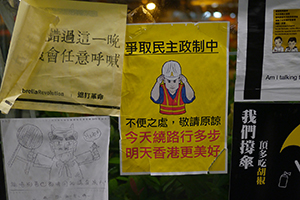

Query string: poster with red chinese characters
[230,103,300,199]
[120,22,229,175]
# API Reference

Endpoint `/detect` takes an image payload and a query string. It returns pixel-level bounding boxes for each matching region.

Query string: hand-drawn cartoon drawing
[285,37,298,52]
[272,36,284,52]
[8,124,43,175]
[151,60,195,115]
[9,124,101,180]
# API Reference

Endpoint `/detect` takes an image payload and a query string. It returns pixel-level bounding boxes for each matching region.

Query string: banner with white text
[230,103,300,199]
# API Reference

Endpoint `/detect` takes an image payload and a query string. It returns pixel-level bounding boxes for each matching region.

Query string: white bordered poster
[1,116,110,200]
[235,0,300,101]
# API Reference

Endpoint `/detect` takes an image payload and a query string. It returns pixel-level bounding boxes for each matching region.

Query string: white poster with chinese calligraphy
[0,0,127,116]
[235,0,300,101]
[120,22,229,175]
[1,116,110,200]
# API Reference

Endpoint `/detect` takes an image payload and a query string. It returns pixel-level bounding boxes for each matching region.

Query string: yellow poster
[0,0,127,116]
[120,22,229,175]
[273,9,300,52]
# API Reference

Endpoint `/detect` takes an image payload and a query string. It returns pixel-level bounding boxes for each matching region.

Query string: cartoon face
[50,134,77,152]
[288,41,296,49]
[165,78,180,94]
[274,38,282,48]
[49,125,78,160]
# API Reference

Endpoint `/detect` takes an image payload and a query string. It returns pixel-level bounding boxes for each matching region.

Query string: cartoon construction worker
[28,124,99,180]
[285,37,298,52]
[151,60,195,115]
[272,36,284,52]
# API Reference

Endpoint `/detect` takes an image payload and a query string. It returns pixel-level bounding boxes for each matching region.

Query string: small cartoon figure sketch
[9,124,101,180]
[150,60,195,115]
[285,37,298,52]
[272,36,284,52]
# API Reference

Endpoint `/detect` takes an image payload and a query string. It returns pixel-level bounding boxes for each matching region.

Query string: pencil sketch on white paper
[1,117,110,200]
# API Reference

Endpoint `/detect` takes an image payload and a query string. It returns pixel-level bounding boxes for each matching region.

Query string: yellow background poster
[120,22,229,175]
[0,0,127,116]
[273,9,300,52]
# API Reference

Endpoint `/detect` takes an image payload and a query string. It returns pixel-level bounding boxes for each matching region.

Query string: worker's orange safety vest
[160,83,186,115]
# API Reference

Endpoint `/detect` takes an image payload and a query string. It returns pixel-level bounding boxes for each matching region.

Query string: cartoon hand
[179,74,187,84]
[157,74,164,84]
[91,143,100,160]
[27,150,37,163]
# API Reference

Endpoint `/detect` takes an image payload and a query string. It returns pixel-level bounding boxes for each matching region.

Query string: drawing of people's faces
[273,36,284,53]
[285,37,298,52]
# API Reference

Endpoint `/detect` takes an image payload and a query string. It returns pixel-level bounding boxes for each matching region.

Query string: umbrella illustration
[8,124,43,174]
[280,124,300,153]
[280,124,300,173]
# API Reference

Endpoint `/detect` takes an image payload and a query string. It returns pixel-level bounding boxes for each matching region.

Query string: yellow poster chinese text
[120,22,229,175]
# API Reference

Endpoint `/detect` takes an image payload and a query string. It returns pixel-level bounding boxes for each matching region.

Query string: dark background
[230,103,300,200]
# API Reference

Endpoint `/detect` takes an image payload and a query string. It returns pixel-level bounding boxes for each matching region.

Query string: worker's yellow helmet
[162,60,181,80]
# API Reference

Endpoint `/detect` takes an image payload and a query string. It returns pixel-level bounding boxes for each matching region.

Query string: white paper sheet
[236,0,300,101]
[1,116,110,200]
